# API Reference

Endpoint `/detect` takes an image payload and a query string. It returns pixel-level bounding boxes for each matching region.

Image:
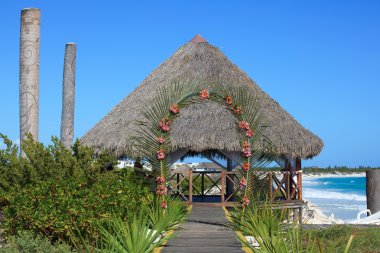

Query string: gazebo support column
[296,157,302,200]
[226,158,234,199]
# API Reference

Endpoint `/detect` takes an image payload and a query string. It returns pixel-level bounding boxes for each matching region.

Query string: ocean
[303,175,367,221]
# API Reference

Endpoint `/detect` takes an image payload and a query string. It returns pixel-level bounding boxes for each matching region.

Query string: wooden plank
[161,206,244,253]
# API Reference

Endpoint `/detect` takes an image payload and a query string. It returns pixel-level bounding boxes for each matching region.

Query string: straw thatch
[81,35,323,159]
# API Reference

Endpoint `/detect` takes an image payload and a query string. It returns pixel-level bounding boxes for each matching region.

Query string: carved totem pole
[19,8,40,156]
[60,43,77,147]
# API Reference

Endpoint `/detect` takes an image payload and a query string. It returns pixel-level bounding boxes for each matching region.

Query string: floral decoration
[158,117,172,132]
[169,104,180,114]
[239,177,247,190]
[156,136,166,144]
[242,195,250,206]
[232,105,243,115]
[200,89,210,100]
[156,149,166,160]
[242,162,250,172]
[225,95,233,105]
[161,201,168,209]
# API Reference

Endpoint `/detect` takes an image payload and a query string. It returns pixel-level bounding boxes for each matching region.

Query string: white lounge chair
[347,209,380,225]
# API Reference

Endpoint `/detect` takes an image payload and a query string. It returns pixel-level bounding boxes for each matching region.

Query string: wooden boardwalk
[161,205,244,253]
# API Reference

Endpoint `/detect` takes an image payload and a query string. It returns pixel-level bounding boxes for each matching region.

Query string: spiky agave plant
[96,209,172,253]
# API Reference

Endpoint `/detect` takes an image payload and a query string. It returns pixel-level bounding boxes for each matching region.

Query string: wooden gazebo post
[226,158,234,199]
[296,157,302,200]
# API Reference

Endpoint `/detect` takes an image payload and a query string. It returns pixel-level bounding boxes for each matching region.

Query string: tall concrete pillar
[60,43,77,147]
[19,8,40,155]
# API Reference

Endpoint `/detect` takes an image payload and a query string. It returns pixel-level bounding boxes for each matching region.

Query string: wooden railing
[168,170,303,204]
[266,171,303,201]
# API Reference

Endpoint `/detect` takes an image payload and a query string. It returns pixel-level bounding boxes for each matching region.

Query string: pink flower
[246,128,253,138]
[242,147,251,157]
[242,162,250,172]
[156,149,166,160]
[200,89,210,100]
[232,105,243,115]
[169,104,180,114]
[225,96,233,105]
[156,136,166,144]
[156,185,168,195]
[156,176,166,184]
[159,118,172,132]
[242,195,250,206]
[161,201,168,209]
[239,177,247,190]
[239,121,250,130]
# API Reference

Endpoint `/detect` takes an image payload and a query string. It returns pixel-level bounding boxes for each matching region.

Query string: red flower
[159,118,171,132]
[242,195,250,206]
[239,177,247,190]
[225,96,233,105]
[239,121,250,130]
[156,176,166,184]
[242,162,250,172]
[200,89,210,100]
[232,105,243,115]
[156,185,168,195]
[161,201,168,209]
[156,149,166,160]
[246,128,253,138]
[242,141,250,149]
[169,104,180,114]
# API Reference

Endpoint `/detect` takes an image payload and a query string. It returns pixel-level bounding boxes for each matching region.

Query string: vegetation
[228,197,356,253]
[0,230,73,253]
[302,166,380,174]
[261,166,380,174]
[306,225,380,253]
[0,134,188,252]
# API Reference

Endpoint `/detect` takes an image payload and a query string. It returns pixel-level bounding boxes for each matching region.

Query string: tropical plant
[228,197,354,253]
[94,212,171,253]
[146,197,188,230]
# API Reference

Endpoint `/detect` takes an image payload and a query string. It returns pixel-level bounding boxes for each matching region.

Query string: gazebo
[81,34,323,207]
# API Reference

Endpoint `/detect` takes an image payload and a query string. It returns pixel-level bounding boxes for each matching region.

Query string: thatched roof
[81,35,323,159]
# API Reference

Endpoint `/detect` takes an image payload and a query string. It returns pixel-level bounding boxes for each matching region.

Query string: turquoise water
[303,176,367,221]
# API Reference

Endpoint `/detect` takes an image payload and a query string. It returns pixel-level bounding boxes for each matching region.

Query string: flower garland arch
[134,83,267,210]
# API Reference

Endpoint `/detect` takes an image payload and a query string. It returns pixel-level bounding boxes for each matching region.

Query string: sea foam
[303,189,366,201]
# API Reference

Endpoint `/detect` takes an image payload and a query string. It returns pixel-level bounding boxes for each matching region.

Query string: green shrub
[2,171,153,247]
[0,134,118,194]
[0,134,189,251]
[0,230,73,253]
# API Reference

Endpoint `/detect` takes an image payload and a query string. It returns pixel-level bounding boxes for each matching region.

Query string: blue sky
[1,1,379,167]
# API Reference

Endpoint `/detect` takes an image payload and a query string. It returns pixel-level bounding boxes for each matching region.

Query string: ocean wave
[304,189,366,201]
